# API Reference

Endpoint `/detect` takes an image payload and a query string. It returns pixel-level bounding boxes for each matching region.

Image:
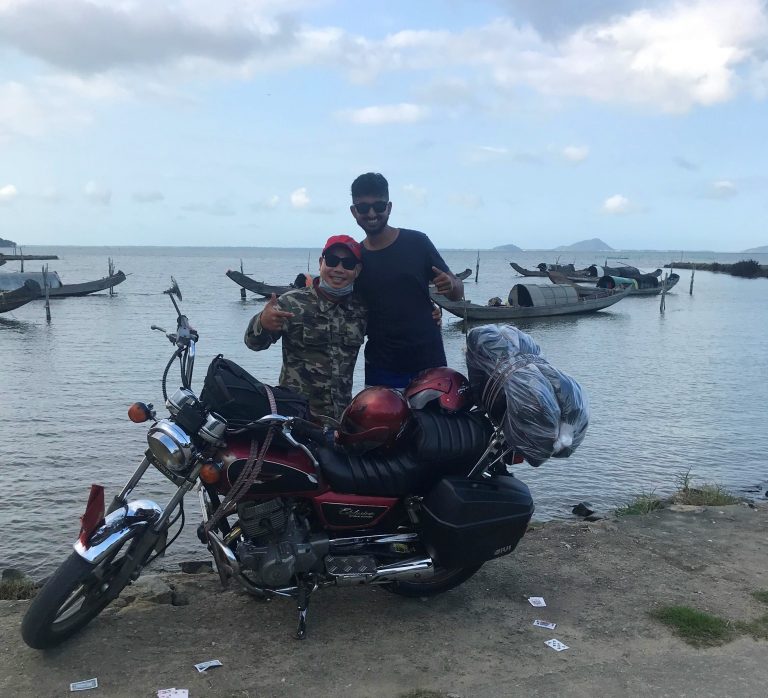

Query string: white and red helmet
[404,367,472,412]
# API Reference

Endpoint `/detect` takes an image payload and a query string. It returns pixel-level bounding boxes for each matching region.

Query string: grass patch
[651,605,735,647]
[738,614,768,641]
[615,491,664,516]
[752,590,768,605]
[671,469,741,507]
[0,577,38,600]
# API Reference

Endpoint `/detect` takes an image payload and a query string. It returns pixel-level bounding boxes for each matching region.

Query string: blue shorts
[364,365,420,390]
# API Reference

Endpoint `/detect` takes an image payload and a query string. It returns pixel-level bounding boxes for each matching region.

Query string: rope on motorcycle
[203,385,278,533]
[480,354,548,416]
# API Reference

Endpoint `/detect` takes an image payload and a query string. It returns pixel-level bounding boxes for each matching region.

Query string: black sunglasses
[323,252,359,270]
[353,201,388,215]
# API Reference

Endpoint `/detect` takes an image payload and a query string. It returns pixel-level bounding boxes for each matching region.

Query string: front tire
[21,550,131,649]
[384,564,482,597]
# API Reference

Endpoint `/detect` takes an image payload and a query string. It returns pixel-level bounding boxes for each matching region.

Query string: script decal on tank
[313,491,396,529]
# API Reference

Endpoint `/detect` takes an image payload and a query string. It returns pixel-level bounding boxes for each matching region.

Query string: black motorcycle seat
[411,410,493,467]
[315,447,424,497]
[316,410,494,497]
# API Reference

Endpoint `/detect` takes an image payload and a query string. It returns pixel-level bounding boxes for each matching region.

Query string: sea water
[1,246,766,576]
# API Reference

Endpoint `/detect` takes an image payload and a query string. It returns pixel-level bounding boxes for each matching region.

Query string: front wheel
[21,550,131,649]
[384,564,482,597]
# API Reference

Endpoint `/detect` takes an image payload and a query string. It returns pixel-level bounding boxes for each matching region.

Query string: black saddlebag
[419,476,534,568]
[200,354,309,426]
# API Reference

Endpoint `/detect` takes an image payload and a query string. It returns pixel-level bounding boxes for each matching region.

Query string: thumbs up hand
[260,293,294,332]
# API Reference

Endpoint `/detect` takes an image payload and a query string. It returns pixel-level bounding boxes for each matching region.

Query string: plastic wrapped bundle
[465,325,589,466]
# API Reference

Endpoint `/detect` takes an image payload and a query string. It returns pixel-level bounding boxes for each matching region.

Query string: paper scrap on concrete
[158,690,189,698]
[70,678,98,691]
[194,659,223,673]
[545,639,569,652]
[527,596,546,607]
[533,620,556,629]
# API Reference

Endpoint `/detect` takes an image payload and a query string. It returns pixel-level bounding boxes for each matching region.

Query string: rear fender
[73,499,163,565]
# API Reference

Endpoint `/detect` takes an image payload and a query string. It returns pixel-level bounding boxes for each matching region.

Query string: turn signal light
[128,402,152,423]
[199,461,222,484]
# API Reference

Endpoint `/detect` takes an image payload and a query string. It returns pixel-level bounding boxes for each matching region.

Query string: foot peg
[325,555,377,583]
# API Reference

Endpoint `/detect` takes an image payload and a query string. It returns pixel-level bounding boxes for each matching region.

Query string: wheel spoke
[54,586,88,622]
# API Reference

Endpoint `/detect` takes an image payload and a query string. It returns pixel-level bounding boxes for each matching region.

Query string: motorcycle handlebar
[289,418,329,446]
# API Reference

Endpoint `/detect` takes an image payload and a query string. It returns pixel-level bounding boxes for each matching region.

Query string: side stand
[295,577,318,640]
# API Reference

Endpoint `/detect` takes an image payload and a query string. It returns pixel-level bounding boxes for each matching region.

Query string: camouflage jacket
[244,286,367,421]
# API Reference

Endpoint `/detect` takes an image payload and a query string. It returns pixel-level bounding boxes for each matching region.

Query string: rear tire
[384,564,482,597]
[21,550,131,649]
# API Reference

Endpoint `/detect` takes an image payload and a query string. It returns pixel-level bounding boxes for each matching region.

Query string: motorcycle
[21,279,535,649]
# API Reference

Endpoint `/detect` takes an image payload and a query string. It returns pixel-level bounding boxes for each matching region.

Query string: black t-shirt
[355,228,449,373]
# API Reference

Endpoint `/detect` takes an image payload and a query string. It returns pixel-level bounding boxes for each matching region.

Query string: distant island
[743,245,768,253]
[553,238,613,252]
[0,237,17,248]
[492,243,522,251]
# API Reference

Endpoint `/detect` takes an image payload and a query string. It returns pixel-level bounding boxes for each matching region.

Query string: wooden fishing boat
[0,253,59,266]
[431,282,631,321]
[596,273,679,296]
[0,280,41,313]
[0,270,126,297]
[510,262,594,282]
[585,264,662,279]
[228,267,474,298]
[226,270,301,298]
[548,271,680,297]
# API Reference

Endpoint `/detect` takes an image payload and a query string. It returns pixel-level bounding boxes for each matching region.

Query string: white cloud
[342,103,428,125]
[450,193,483,209]
[403,184,427,206]
[339,1,768,113]
[84,180,111,205]
[290,187,310,209]
[0,184,19,202]
[562,145,589,162]
[133,190,164,203]
[602,194,631,214]
[252,194,280,211]
[0,0,299,74]
[709,179,738,198]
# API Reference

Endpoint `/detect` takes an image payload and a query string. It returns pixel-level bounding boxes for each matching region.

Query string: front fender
[73,499,163,565]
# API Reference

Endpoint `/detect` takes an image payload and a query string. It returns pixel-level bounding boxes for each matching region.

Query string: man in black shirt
[350,172,463,389]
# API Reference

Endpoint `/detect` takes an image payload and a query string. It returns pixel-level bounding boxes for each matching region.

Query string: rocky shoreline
[2,503,767,697]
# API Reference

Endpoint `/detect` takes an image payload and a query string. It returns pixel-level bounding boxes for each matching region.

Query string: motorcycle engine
[235,499,328,587]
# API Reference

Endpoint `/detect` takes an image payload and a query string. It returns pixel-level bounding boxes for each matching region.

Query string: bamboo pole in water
[659,272,667,314]
[43,264,51,323]
[689,268,695,295]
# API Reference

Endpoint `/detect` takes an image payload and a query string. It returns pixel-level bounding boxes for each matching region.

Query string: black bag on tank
[200,354,310,425]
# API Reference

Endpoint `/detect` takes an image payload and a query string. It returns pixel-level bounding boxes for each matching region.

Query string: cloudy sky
[1,0,767,251]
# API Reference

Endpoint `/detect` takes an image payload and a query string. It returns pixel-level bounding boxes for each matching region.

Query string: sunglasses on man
[323,252,359,270]
[353,201,388,215]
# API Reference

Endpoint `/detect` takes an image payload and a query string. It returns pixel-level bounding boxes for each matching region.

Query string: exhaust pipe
[333,557,435,586]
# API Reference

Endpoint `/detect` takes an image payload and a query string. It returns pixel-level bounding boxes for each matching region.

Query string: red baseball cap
[323,234,362,261]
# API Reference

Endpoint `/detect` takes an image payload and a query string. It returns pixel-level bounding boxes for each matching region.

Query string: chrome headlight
[166,388,198,417]
[147,420,193,472]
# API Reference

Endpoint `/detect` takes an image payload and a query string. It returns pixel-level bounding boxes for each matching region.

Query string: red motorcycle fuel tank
[214,436,320,497]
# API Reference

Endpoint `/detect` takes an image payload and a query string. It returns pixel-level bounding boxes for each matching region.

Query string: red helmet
[337,387,412,452]
[404,367,472,412]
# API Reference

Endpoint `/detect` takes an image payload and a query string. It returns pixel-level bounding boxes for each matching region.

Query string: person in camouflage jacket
[245,235,366,422]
